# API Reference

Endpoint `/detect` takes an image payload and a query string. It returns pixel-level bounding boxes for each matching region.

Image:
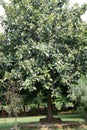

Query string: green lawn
[0,114,86,130]
[0,116,45,130]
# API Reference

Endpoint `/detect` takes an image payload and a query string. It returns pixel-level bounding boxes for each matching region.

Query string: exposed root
[39,117,62,124]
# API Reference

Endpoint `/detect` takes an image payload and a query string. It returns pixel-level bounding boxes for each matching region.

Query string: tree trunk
[39,89,62,123]
[46,89,53,120]
[38,103,40,109]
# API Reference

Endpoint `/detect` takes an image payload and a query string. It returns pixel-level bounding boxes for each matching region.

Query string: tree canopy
[0,0,87,123]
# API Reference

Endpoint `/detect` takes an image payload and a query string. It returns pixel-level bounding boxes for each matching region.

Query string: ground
[20,122,87,130]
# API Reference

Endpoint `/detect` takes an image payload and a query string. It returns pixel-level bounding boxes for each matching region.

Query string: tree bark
[46,89,53,120]
[39,89,62,123]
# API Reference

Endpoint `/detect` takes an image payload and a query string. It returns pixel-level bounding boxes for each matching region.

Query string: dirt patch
[20,122,86,130]
[39,117,62,124]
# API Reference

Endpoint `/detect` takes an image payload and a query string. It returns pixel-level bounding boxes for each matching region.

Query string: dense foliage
[0,0,87,122]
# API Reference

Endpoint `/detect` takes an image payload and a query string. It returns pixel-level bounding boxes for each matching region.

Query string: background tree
[20,89,45,112]
[70,75,87,121]
[1,0,87,123]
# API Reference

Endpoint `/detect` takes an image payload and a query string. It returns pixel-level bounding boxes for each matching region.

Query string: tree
[5,81,22,130]
[0,32,7,106]
[20,89,45,112]
[1,0,87,123]
[70,75,87,120]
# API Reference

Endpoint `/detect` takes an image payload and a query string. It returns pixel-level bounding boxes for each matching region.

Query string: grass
[0,114,86,130]
[57,113,84,122]
[0,116,45,130]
